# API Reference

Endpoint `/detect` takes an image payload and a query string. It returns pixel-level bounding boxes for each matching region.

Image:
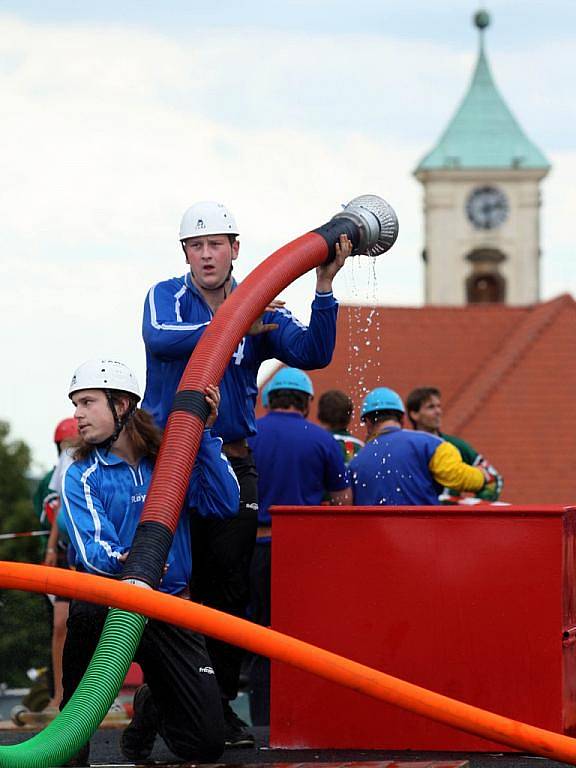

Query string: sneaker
[222,700,255,748]
[63,742,90,766]
[120,684,157,761]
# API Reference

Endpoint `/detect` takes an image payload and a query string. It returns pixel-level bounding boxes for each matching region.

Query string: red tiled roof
[258,294,576,505]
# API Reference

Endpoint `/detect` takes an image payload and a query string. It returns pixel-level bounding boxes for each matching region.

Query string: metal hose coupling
[333,194,399,257]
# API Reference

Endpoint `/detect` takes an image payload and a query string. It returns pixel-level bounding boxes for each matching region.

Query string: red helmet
[54,418,78,444]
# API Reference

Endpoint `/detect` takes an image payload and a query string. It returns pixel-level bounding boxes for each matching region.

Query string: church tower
[414,11,550,305]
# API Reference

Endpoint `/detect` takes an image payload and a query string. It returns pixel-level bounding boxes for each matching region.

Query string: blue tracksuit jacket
[142,273,338,441]
[248,411,349,527]
[61,430,239,594]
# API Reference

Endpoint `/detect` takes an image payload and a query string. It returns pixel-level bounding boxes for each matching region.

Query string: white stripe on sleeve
[61,460,111,576]
[148,284,210,332]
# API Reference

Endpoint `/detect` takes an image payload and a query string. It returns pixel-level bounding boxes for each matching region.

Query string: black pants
[190,452,258,701]
[248,540,271,725]
[62,600,224,762]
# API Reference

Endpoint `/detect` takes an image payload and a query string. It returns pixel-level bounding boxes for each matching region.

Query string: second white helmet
[179,201,239,240]
[69,359,141,401]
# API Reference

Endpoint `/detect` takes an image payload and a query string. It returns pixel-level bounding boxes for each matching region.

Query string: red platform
[270,505,576,750]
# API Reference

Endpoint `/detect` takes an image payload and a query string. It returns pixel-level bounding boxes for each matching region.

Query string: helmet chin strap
[96,390,137,452]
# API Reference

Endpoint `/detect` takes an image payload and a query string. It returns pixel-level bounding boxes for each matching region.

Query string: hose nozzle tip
[333,194,399,257]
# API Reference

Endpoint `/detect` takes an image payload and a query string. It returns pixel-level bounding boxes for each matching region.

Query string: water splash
[342,255,383,419]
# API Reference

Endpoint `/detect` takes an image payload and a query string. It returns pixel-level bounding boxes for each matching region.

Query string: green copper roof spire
[415,10,549,172]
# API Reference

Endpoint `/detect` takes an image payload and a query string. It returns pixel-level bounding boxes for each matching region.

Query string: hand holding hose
[315,234,352,293]
[204,384,220,428]
[248,299,284,336]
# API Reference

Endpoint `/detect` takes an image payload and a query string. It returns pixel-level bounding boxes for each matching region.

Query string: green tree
[0,421,51,686]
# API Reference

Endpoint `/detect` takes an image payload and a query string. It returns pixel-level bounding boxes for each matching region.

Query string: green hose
[0,608,146,768]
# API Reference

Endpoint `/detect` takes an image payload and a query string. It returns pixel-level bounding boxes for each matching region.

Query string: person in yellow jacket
[350,387,498,506]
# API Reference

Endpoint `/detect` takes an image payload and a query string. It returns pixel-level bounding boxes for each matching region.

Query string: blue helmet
[361,387,405,419]
[267,367,314,397]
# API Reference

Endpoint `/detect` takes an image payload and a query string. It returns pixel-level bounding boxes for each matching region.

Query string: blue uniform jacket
[61,430,239,594]
[349,427,444,506]
[248,411,350,527]
[142,273,338,441]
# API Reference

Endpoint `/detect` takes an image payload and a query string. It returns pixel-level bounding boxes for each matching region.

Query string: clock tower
[414,11,550,306]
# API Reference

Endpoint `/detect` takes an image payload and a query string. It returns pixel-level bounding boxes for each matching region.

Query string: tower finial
[473,9,490,52]
[474,9,491,32]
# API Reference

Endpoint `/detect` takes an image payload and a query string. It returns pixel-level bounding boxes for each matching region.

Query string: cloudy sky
[0,0,574,470]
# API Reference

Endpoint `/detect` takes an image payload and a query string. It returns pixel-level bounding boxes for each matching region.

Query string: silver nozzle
[332,194,399,257]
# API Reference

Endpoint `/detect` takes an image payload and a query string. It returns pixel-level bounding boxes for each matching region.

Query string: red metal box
[270,505,576,750]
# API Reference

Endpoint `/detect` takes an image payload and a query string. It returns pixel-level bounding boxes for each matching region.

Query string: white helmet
[68,359,141,401]
[179,201,239,240]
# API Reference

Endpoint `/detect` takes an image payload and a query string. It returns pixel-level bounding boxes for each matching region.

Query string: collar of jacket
[93,448,133,467]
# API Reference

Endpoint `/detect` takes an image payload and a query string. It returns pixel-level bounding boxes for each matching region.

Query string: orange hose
[2,560,574,763]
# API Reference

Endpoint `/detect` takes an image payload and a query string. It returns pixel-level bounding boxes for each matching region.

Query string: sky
[0,0,574,471]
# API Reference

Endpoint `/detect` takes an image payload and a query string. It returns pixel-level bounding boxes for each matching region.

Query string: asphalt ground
[0,726,570,768]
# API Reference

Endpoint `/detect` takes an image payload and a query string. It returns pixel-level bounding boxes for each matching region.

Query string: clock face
[466,186,509,230]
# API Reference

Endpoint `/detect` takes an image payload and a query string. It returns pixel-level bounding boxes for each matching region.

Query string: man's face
[183,235,239,291]
[410,394,442,433]
[71,389,116,445]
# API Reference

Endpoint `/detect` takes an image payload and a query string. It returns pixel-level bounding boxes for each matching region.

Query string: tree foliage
[0,421,51,686]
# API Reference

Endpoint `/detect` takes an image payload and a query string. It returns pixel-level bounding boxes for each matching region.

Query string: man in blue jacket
[61,359,239,766]
[247,367,351,724]
[349,387,499,506]
[142,201,351,745]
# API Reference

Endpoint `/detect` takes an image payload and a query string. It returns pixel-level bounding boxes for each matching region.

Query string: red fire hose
[122,195,398,587]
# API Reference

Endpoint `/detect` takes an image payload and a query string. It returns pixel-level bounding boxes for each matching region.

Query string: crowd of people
[31,200,502,765]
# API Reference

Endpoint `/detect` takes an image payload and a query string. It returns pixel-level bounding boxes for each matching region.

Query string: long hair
[73,392,162,462]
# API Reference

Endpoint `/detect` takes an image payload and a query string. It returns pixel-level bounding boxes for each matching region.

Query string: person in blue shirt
[247,367,351,725]
[142,200,351,745]
[60,359,239,766]
[349,387,498,506]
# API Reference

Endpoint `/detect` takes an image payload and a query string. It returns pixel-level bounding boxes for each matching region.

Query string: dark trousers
[248,540,271,725]
[62,600,224,762]
[190,452,258,701]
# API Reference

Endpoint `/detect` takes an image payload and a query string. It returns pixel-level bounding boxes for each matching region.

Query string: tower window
[466,272,506,304]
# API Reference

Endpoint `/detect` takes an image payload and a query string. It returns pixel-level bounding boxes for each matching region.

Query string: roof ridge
[443,296,571,433]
